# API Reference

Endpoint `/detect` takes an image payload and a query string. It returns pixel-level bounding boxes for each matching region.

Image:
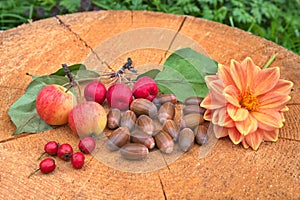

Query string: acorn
[107,108,121,129]
[157,102,175,124]
[136,115,155,136]
[130,98,157,118]
[180,113,204,129]
[162,119,179,141]
[182,104,206,115]
[152,94,177,108]
[106,127,130,151]
[194,125,208,145]
[178,128,195,152]
[120,110,136,131]
[184,96,203,105]
[154,131,174,154]
[130,128,155,149]
[120,143,149,160]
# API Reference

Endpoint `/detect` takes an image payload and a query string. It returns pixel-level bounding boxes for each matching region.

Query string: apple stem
[62,64,76,93]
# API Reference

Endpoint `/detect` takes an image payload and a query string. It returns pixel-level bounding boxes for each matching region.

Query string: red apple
[36,84,74,125]
[133,76,158,101]
[68,101,107,137]
[106,84,133,110]
[84,81,107,104]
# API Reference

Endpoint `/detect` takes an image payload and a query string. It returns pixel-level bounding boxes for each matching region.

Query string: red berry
[38,141,59,160]
[84,81,107,104]
[28,158,56,178]
[71,152,85,169]
[133,76,158,101]
[106,84,133,110]
[57,143,73,161]
[78,137,96,154]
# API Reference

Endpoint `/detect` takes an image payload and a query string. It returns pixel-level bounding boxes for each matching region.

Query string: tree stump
[0,10,299,199]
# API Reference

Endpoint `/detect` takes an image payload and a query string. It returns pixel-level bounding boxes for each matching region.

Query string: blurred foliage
[0,0,299,54]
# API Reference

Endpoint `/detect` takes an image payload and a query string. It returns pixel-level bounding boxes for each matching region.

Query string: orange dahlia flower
[200,57,293,150]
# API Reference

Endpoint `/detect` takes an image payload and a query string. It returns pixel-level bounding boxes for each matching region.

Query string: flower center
[240,90,258,111]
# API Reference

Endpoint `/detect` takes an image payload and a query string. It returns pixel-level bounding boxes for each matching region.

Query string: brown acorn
[120,143,149,160]
[182,104,206,115]
[106,127,130,151]
[162,119,179,141]
[130,98,157,118]
[184,96,203,105]
[130,128,155,149]
[194,125,208,145]
[154,131,174,154]
[157,102,175,124]
[136,115,155,136]
[178,128,195,152]
[120,110,136,131]
[152,94,177,108]
[107,108,121,129]
[180,113,204,129]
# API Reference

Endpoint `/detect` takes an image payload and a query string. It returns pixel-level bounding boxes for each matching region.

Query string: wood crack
[278,137,300,142]
[158,174,167,200]
[54,15,113,71]
[0,133,30,144]
[159,16,187,64]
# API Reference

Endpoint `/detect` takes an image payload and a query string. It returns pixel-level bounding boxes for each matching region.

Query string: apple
[84,81,107,104]
[132,76,158,101]
[68,101,107,137]
[106,83,133,110]
[36,84,74,125]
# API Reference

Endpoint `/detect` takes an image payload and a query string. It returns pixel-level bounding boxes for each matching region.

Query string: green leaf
[8,75,69,135]
[51,64,86,76]
[136,69,161,80]
[154,48,218,102]
[75,69,100,79]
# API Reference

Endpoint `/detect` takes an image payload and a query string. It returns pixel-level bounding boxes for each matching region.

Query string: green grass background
[1,0,299,55]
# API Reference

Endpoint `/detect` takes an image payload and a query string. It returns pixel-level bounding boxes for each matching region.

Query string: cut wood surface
[0,10,299,199]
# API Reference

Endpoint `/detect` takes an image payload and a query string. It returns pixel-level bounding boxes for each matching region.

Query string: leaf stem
[37,152,46,161]
[28,168,40,178]
[263,54,277,69]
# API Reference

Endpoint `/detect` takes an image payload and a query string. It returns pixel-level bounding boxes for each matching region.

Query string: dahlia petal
[213,125,228,138]
[212,107,235,127]
[218,64,235,86]
[235,113,258,136]
[207,79,224,96]
[223,85,241,107]
[230,59,246,93]
[252,110,283,129]
[221,112,235,128]
[280,112,285,123]
[205,75,219,83]
[227,104,249,121]
[212,107,224,125]
[242,139,249,149]
[201,93,225,110]
[270,79,294,95]
[228,128,243,144]
[203,108,213,121]
[258,92,291,111]
[241,57,260,90]
[280,106,289,112]
[262,129,279,142]
[254,67,280,95]
[244,131,263,150]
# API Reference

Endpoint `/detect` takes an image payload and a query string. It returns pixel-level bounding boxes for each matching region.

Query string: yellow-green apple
[36,84,74,125]
[133,76,158,101]
[106,83,133,110]
[68,101,107,137]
